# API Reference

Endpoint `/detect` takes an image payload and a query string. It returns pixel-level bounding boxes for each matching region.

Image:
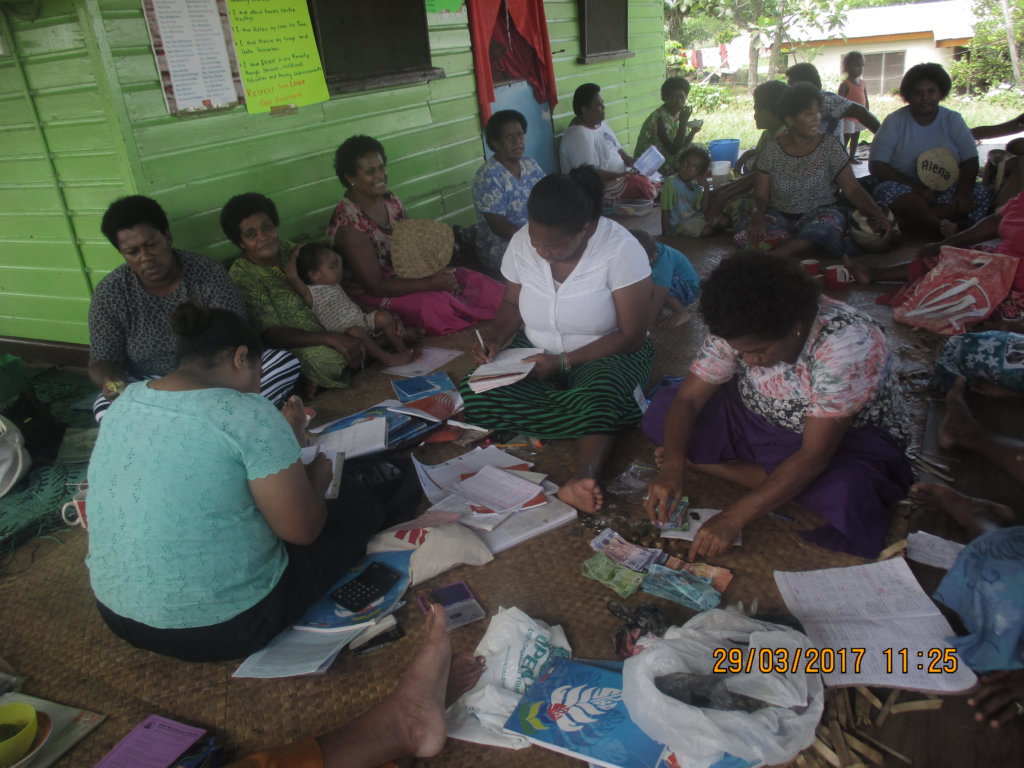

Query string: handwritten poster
[144,0,242,114]
[226,0,329,114]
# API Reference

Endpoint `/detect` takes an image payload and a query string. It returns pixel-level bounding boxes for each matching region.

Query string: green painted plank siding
[96,2,488,264]
[0,0,134,345]
[1,0,668,346]
[547,0,666,151]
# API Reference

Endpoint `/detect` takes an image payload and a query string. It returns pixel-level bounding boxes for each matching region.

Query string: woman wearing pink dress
[328,135,504,336]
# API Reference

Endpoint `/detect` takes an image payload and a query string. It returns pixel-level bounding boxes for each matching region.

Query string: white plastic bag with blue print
[446,606,571,749]
[622,607,823,768]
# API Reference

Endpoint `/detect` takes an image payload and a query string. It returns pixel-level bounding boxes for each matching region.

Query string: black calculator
[330,561,402,612]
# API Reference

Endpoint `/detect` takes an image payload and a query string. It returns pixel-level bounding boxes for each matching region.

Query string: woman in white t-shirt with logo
[461,167,653,514]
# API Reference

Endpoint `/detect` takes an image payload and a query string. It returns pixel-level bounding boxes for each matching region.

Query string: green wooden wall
[0,0,665,346]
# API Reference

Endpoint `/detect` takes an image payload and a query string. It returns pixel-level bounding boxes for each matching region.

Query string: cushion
[367,522,493,585]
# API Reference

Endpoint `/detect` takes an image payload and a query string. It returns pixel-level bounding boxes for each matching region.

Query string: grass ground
[692,92,1024,150]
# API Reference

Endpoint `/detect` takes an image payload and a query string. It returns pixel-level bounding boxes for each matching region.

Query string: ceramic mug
[61,490,88,529]
[825,265,853,289]
[801,259,820,276]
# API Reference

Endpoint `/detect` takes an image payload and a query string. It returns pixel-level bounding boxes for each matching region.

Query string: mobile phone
[416,581,486,631]
[331,561,401,612]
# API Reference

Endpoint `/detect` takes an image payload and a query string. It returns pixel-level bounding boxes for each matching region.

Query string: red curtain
[468,0,558,123]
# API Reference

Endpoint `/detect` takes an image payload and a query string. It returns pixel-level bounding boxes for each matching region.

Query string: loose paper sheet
[94,715,205,768]
[384,347,463,377]
[233,627,360,678]
[452,464,544,513]
[311,418,387,459]
[145,0,241,114]
[906,530,966,570]
[775,558,978,692]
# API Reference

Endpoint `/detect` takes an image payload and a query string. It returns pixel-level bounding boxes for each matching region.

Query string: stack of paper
[466,348,541,393]
[410,447,577,551]
[775,557,978,692]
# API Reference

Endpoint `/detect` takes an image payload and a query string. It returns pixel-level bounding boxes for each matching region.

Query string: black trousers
[97,466,420,662]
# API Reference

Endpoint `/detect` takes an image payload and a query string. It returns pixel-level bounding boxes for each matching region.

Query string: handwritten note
[227,0,328,113]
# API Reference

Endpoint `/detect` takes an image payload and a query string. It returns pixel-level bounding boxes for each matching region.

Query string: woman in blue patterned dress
[472,110,546,271]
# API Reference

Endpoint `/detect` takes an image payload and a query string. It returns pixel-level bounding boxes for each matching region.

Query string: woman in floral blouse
[642,251,912,560]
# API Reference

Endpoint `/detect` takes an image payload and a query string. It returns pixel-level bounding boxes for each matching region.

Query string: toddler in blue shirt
[631,229,700,328]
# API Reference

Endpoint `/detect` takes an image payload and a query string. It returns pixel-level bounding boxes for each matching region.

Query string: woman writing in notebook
[460,167,653,514]
[86,303,401,662]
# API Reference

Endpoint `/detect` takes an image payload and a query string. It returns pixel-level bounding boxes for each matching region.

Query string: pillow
[367,522,493,585]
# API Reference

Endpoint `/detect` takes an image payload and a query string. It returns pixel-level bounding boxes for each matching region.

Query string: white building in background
[785,0,976,95]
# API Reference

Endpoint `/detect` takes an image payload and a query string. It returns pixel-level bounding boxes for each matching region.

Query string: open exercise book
[775,557,978,692]
[466,348,541,393]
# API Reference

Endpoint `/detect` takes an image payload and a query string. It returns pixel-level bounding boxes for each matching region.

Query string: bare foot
[281,395,308,442]
[387,604,454,758]
[939,218,959,238]
[968,669,1024,728]
[908,482,1016,536]
[938,377,987,451]
[557,477,604,513]
[445,653,486,707]
[659,308,693,329]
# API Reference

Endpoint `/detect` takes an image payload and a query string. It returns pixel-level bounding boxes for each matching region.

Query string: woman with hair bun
[643,252,912,560]
[86,303,401,662]
[462,167,653,514]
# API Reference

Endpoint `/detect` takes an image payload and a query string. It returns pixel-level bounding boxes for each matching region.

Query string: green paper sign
[227,0,329,114]
[425,0,463,12]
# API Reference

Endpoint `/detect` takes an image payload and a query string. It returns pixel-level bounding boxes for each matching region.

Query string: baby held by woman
[287,243,418,367]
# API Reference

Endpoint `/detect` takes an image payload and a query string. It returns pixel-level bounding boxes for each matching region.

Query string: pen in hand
[475,329,493,362]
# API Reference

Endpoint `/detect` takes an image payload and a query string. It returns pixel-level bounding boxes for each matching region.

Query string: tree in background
[664,0,845,89]
[950,0,1022,93]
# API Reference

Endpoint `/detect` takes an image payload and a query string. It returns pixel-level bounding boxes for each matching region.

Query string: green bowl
[0,703,38,767]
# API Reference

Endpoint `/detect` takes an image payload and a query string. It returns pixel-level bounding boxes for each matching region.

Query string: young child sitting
[660,146,729,238]
[630,230,700,329]
[287,243,418,367]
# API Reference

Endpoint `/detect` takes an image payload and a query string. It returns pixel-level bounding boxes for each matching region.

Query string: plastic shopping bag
[446,606,572,749]
[622,608,824,768]
[892,246,1019,334]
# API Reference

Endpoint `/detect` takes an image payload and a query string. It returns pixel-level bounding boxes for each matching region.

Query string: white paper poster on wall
[143,0,244,114]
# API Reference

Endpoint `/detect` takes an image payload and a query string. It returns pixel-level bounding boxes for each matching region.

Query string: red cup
[825,265,853,289]
[801,259,820,276]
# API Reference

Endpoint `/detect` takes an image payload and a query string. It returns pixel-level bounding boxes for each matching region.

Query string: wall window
[863,51,906,96]
[576,0,634,64]
[307,0,444,94]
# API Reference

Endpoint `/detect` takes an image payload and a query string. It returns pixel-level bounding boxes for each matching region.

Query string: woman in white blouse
[460,167,653,513]
[559,83,656,202]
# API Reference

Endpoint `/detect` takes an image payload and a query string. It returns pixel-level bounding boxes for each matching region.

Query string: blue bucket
[708,139,741,166]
